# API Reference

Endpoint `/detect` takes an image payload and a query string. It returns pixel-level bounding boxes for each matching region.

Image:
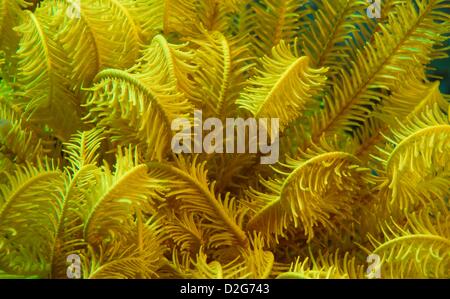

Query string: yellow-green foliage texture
[0,0,449,279]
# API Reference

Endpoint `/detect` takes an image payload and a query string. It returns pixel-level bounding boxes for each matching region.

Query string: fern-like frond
[383,81,448,124]
[62,128,104,172]
[299,0,374,78]
[82,213,168,278]
[374,105,450,212]
[190,29,252,118]
[0,0,29,76]
[354,79,447,162]
[12,9,81,140]
[113,0,160,43]
[193,0,237,35]
[0,159,64,276]
[308,0,450,145]
[247,0,309,58]
[237,41,328,131]
[0,98,53,164]
[226,0,254,38]
[82,147,167,246]
[147,155,249,248]
[49,128,105,278]
[51,0,143,94]
[164,212,205,255]
[245,139,374,243]
[49,165,97,278]
[129,34,198,105]
[236,233,274,278]
[366,211,450,278]
[379,0,407,22]
[136,0,197,37]
[84,68,192,161]
[89,0,141,64]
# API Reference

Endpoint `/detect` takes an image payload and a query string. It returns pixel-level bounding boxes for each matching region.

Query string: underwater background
[0,0,449,279]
